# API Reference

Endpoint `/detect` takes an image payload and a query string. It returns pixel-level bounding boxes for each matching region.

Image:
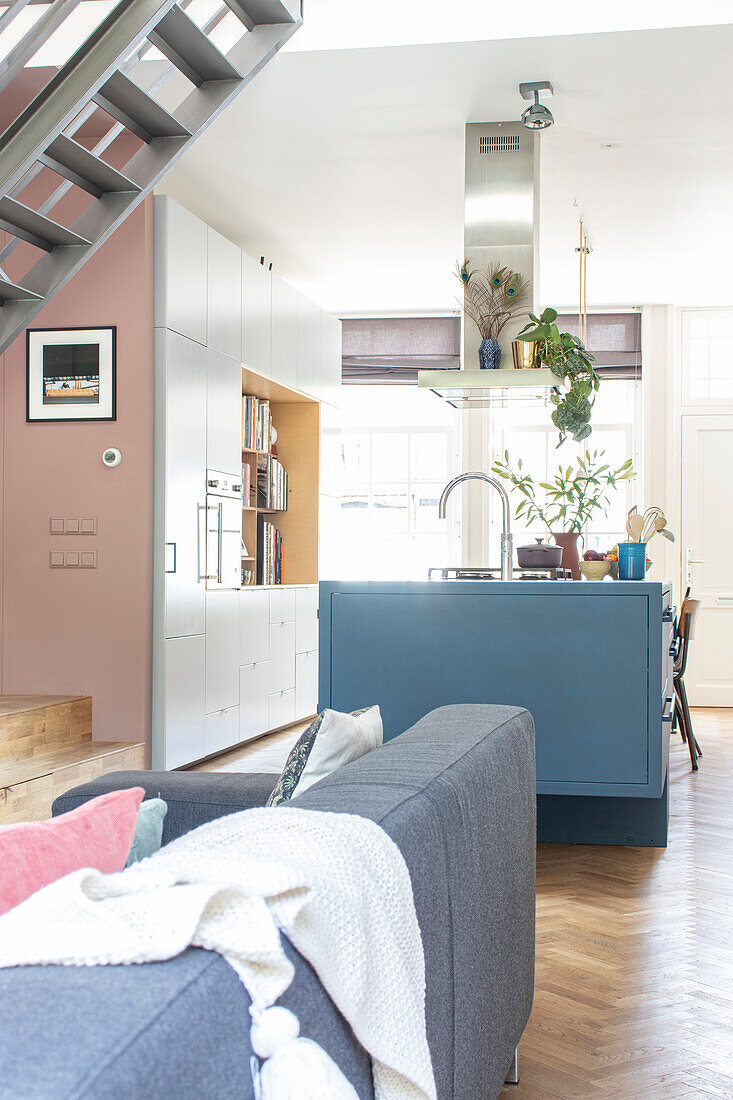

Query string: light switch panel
[80,517,98,535]
[80,551,97,568]
[49,518,65,535]
[49,551,64,568]
[65,551,80,567]
[65,518,80,534]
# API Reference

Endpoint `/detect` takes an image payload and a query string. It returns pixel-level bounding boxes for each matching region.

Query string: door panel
[205,591,240,713]
[295,587,318,653]
[204,706,240,759]
[156,199,207,345]
[270,275,298,389]
[164,634,205,769]
[240,590,270,665]
[297,295,321,400]
[242,252,271,375]
[270,587,295,624]
[206,347,242,475]
[269,621,296,694]
[162,330,206,639]
[296,649,318,720]
[239,661,270,741]
[269,689,295,731]
[682,414,733,704]
[207,227,241,360]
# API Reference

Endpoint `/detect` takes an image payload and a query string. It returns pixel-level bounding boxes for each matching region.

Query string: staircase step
[0,740,146,824]
[0,695,92,763]
[0,197,91,251]
[0,277,42,304]
[93,71,192,143]
[41,134,141,198]
[148,5,242,86]
[225,0,300,27]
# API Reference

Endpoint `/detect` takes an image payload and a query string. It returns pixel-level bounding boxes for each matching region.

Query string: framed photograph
[26,327,116,422]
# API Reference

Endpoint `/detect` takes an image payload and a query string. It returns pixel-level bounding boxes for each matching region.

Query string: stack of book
[256,516,283,585]
[241,566,256,586]
[242,396,272,452]
[242,461,252,507]
[256,454,288,511]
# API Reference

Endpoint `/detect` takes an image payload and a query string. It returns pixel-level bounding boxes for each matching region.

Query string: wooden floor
[504,707,733,1099]
[200,710,733,1098]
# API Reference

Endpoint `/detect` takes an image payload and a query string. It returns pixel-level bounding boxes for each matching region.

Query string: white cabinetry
[158,329,207,640]
[297,295,321,401]
[205,591,240,713]
[295,649,318,719]
[239,661,271,742]
[206,346,242,474]
[270,274,299,389]
[239,589,270,665]
[207,227,241,361]
[154,198,207,346]
[242,251,271,375]
[164,635,206,769]
[269,688,295,730]
[320,311,342,408]
[295,587,318,652]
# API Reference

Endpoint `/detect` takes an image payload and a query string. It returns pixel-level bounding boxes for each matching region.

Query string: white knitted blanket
[0,807,436,1100]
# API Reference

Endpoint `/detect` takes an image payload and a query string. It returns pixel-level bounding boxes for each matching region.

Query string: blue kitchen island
[318,580,675,846]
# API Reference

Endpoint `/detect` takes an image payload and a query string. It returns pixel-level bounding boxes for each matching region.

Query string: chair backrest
[675,596,701,678]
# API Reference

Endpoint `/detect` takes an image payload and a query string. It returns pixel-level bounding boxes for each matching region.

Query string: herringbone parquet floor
[503,707,733,1099]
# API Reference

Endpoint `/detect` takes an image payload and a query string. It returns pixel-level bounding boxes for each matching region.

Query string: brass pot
[511,339,539,369]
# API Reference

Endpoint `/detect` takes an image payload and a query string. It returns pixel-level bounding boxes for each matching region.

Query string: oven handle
[217,502,223,585]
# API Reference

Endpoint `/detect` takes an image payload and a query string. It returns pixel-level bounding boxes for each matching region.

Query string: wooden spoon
[628,512,645,542]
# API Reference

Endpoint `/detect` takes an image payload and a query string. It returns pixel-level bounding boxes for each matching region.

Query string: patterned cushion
[267,707,383,806]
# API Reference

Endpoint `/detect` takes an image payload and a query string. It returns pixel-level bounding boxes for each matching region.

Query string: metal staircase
[0,0,301,352]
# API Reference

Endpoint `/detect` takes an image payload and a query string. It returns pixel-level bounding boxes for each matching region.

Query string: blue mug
[618,541,647,580]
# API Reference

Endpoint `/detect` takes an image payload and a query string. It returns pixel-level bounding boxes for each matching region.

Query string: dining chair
[672,595,702,771]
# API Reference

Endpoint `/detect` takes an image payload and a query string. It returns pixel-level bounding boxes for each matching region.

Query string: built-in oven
[203,470,242,590]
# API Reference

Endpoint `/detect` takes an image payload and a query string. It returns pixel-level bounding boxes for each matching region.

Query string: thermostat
[102,447,122,468]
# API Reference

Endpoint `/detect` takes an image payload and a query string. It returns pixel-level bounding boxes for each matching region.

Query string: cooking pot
[516,539,564,568]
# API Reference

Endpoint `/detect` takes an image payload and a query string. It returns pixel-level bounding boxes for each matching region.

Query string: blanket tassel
[251,1006,360,1100]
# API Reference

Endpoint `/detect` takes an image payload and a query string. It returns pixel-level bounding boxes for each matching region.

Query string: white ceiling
[156,21,733,315]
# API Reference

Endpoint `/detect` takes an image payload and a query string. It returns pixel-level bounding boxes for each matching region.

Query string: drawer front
[295,587,318,653]
[269,688,295,731]
[270,588,296,625]
[269,621,296,693]
[295,649,318,720]
[240,589,270,665]
[239,661,270,742]
[204,706,240,759]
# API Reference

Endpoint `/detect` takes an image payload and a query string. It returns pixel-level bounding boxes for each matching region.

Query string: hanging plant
[517,307,601,445]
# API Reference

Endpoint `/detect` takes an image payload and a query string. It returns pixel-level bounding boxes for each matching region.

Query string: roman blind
[342,316,461,384]
[556,312,642,379]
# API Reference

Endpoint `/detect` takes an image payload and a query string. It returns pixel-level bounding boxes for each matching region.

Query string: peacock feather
[456,260,532,341]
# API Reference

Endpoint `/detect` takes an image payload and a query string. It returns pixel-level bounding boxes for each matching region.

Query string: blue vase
[478,338,501,370]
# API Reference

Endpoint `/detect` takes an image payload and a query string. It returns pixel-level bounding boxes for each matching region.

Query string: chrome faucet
[438,472,514,581]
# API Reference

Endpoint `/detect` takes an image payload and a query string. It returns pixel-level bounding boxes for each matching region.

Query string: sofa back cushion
[0,787,144,915]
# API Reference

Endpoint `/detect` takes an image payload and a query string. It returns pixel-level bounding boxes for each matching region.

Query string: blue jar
[618,541,647,580]
[478,338,501,369]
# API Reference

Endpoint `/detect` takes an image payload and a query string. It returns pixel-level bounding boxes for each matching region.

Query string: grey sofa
[0,703,536,1100]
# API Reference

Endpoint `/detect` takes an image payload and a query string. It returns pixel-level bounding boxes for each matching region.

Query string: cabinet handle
[662,605,676,622]
[662,695,674,723]
[164,542,176,574]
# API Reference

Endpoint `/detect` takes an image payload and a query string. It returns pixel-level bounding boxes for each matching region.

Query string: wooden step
[0,694,92,763]
[0,740,146,824]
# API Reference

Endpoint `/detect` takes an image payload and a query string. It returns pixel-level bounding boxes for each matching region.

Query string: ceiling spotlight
[519,81,554,131]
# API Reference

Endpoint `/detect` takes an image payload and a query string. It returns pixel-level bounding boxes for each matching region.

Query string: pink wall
[0,198,154,747]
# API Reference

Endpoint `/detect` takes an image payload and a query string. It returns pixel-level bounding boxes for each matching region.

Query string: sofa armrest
[52,771,278,843]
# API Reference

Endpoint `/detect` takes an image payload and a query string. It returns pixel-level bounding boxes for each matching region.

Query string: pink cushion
[0,787,144,915]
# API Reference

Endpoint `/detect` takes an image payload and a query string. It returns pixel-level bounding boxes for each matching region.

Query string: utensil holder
[618,541,647,580]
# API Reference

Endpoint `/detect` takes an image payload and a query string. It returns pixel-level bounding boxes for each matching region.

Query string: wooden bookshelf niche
[241,367,319,587]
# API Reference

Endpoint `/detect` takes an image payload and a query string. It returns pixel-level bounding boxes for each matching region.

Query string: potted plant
[457,260,531,370]
[517,307,601,445]
[491,449,635,579]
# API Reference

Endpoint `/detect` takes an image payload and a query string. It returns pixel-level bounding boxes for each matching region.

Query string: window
[339,385,460,579]
[486,380,642,557]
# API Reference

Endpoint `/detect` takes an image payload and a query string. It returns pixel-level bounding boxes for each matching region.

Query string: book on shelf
[242,395,272,453]
[256,454,288,511]
[256,515,283,586]
[241,567,256,586]
[242,461,252,508]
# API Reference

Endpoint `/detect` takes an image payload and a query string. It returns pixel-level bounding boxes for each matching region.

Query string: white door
[206,347,242,475]
[205,590,240,713]
[161,330,206,640]
[681,414,733,705]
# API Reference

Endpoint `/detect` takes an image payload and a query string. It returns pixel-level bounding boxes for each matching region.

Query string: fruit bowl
[579,560,612,581]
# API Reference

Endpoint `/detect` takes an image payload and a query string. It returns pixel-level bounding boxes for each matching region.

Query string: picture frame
[26,326,117,422]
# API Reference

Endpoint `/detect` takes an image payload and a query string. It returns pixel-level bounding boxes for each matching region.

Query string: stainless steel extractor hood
[419,121,554,407]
